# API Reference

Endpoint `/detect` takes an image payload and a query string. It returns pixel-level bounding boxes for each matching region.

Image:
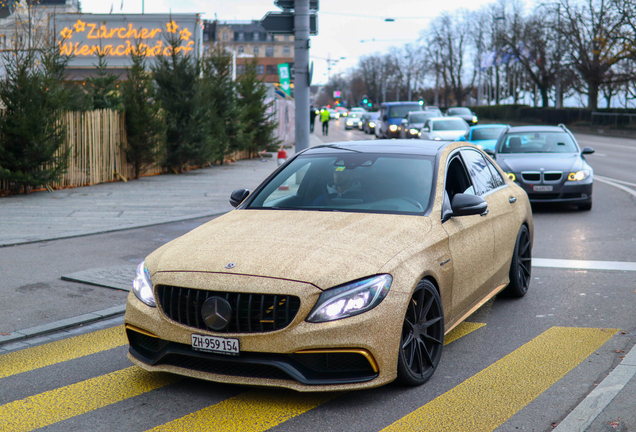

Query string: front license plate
[191,334,240,356]
[533,185,553,192]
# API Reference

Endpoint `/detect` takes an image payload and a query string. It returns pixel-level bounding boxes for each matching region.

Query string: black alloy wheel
[503,224,532,297]
[396,279,444,386]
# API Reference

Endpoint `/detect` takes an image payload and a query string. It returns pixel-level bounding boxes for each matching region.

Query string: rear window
[432,119,468,131]
[447,108,471,115]
[409,112,435,123]
[499,132,579,153]
[471,127,505,141]
[388,104,422,119]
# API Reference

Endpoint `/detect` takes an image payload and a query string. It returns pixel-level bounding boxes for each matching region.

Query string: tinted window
[461,149,497,195]
[388,104,422,119]
[485,159,506,188]
[247,153,435,214]
[432,119,468,131]
[409,112,435,123]
[499,132,579,153]
[471,127,505,141]
[448,108,471,115]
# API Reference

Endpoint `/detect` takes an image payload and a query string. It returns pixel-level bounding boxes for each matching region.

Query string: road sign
[278,63,291,96]
[260,11,318,35]
[274,0,319,10]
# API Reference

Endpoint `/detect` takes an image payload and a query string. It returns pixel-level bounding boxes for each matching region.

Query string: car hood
[496,153,582,173]
[146,209,432,290]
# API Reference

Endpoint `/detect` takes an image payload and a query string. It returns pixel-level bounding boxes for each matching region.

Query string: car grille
[521,172,563,182]
[544,172,563,181]
[156,285,301,333]
[521,172,541,182]
[162,353,293,381]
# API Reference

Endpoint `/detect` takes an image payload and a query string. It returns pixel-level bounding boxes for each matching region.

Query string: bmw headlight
[389,125,398,132]
[306,275,392,323]
[506,172,516,181]
[568,170,590,181]
[132,261,156,307]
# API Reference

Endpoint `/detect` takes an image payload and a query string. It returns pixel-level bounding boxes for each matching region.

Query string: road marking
[146,390,337,432]
[445,322,486,345]
[534,258,636,272]
[0,367,178,432]
[381,327,617,432]
[595,176,636,197]
[596,176,636,188]
[0,325,127,379]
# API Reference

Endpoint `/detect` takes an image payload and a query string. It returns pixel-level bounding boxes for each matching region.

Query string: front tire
[503,224,532,297]
[396,279,444,386]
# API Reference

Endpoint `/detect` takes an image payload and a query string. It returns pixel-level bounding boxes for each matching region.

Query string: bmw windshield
[499,132,579,153]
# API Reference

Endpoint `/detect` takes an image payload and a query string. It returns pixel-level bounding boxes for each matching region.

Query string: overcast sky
[80,0,510,85]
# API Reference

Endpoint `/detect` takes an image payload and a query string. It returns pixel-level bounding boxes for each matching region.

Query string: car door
[442,151,496,320]
[462,148,520,287]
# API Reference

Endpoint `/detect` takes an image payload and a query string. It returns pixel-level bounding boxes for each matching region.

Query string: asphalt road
[1,120,635,431]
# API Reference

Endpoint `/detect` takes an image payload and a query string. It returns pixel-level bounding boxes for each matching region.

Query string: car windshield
[432,119,467,131]
[348,113,361,118]
[471,127,506,141]
[499,132,579,153]
[388,104,422,119]
[247,153,435,215]
[369,112,380,119]
[409,112,434,123]
[447,108,471,115]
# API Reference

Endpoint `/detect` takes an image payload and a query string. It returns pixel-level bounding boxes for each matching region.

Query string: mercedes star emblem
[201,296,232,331]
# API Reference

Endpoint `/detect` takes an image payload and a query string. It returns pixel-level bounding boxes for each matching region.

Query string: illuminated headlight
[306,275,392,323]
[132,261,156,307]
[389,125,398,132]
[506,172,516,181]
[369,122,375,127]
[335,114,340,118]
[568,170,590,181]
[434,137,441,141]
[346,121,353,126]
[472,116,478,123]
[409,128,419,135]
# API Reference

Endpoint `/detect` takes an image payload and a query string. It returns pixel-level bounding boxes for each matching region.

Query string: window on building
[283,46,290,55]
[237,32,244,41]
[257,64,265,75]
[253,46,259,55]
[238,46,244,54]
[266,34,273,41]
[253,31,259,41]
[223,32,228,40]
[237,64,246,74]
[265,46,273,57]
[204,33,209,42]
[266,65,276,75]
[284,35,289,41]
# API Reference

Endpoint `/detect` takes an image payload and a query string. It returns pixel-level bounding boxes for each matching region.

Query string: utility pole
[294,0,310,153]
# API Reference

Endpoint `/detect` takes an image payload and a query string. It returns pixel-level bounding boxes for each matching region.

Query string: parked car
[126,139,533,391]
[446,107,478,126]
[490,125,594,210]
[419,117,470,141]
[462,124,509,151]
[363,112,381,134]
[344,112,363,130]
[400,111,439,139]
[379,102,423,138]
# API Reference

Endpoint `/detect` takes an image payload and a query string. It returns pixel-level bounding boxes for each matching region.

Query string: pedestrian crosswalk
[0,323,618,432]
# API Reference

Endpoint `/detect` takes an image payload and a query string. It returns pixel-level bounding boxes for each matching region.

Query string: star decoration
[179,28,191,41]
[73,20,85,33]
[60,27,73,39]
[166,21,179,33]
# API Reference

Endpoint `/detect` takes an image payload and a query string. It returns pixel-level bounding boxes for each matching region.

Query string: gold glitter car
[125,140,533,392]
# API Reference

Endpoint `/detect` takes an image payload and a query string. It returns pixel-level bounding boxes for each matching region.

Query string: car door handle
[509,197,517,203]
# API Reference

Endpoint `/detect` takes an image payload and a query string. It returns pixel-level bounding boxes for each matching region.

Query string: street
[1,120,635,431]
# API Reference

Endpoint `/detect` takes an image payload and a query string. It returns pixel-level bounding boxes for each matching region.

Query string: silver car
[419,117,470,141]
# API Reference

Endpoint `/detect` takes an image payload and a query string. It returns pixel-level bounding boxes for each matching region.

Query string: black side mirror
[582,147,595,155]
[450,193,488,217]
[230,189,250,208]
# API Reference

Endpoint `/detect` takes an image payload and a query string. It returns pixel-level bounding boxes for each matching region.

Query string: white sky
[79,0,504,85]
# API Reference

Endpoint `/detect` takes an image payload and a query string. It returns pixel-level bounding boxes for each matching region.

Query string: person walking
[310,105,316,133]
[320,108,330,136]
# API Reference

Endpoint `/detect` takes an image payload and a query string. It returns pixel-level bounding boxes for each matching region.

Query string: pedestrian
[310,105,316,133]
[320,108,330,136]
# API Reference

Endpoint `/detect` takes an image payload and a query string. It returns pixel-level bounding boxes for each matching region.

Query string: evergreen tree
[0,33,68,193]
[236,58,281,156]
[153,33,210,172]
[202,45,247,164]
[86,51,122,111]
[122,45,166,179]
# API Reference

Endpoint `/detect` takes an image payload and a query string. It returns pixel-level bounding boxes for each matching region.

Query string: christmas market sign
[54,13,202,68]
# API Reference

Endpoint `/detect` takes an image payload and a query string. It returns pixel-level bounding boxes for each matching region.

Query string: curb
[0,304,126,347]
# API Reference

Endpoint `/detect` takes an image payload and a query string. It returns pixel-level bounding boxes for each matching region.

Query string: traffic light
[362,97,368,105]
[418,99,424,106]
[367,102,372,107]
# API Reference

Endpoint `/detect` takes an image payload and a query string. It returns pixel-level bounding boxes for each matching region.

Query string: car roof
[301,140,448,157]
[381,101,422,106]
[506,125,568,133]
[470,124,509,129]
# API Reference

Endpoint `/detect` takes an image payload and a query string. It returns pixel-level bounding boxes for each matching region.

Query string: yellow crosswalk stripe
[0,366,178,432]
[0,325,127,379]
[445,322,486,345]
[382,326,618,432]
[146,389,338,432]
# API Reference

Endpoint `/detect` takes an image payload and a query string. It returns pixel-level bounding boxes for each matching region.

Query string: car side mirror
[230,188,250,208]
[450,193,488,217]
[422,127,430,132]
[582,147,595,155]
[483,148,495,157]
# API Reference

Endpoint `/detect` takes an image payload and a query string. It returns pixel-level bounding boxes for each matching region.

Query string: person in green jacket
[320,109,330,136]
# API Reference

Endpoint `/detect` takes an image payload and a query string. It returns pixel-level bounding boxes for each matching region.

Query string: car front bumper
[124,272,406,392]
[515,179,593,204]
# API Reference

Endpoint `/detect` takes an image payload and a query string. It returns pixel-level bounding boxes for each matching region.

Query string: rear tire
[503,225,532,298]
[396,280,444,386]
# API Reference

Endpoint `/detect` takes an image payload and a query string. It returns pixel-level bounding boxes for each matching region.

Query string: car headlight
[132,261,156,307]
[389,125,398,132]
[409,128,419,135]
[433,137,441,141]
[568,170,590,181]
[306,275,392,323]
[472,116,478,123]
[369,122,375,127]
[346,121,353,126]
[506,172,516,181]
